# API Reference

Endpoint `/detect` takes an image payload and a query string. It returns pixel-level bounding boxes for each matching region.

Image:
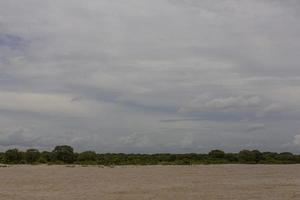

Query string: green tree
[0,152,4,163]
[38,151,52,163]
[25,149,40,163]
[252,150,263,163]
[77,151,97,162]
[4,149,22,164]
[225,153,238,162]
[238,150,256,163]
[277,152,295,163]
[209,150,225,159]
[52,145,74,163]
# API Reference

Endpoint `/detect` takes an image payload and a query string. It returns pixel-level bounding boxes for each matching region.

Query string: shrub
[4,149,22,164]
[209,150,225,159]
[77,151,97,162]
[25,149,40,164]
[52,145,74,163]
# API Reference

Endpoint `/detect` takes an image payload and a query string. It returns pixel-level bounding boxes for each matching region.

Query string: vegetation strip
[1,146,299,165]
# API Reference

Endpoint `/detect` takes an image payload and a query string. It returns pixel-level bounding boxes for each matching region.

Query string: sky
[0,0,300,153]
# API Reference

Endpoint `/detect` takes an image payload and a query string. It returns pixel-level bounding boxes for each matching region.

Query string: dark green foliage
[276,152,296,163]
[77,151,97,162]
[0,152,4,163]
[252,150,263,163]
[4,149,23,164]
[39,151,52,163]
[25,149,40,163]
[238,150,256,163]
[52,145,74,163]
[0,145,299,165]
[19,160,27,164]
[209,150,225,159]
[238,150,263,163]
[225,153,238,162]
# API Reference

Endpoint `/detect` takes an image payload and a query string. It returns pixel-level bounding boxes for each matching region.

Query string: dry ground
[0,165,300,200]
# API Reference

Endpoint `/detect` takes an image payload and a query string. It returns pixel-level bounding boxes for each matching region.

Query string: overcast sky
[1,0,300,153]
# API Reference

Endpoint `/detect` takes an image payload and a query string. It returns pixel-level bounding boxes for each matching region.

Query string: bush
[209,150,225,159]
[0,153,4,163]
[40,151,52,163]
[52,145,74,163]
[225,153,238,162]
[4,149,23,164]
[25,149,40,164]
[276,152,296,163]
[252,150,263,163]
[77,151,97,162]
[0,146,299,165]
[238,150,255,163]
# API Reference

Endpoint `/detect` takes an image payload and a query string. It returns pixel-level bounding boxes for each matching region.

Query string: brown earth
[0,165,300,200]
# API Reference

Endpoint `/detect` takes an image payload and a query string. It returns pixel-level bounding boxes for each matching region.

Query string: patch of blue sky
[0,33,28,50]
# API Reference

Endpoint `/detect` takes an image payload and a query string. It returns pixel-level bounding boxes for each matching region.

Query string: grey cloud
[0,0,300,153]
[0,34,27,49]
[245,124,265,133]
[293,135,300,147]
[0,128,40,147]
[180,96,261,112]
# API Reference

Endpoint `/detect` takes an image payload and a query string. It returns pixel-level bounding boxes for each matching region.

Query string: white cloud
[0,0,300,152]
[0,91,103,116]
[179,95,262,113]
[293,135,300,146]
[245,124,265,133]
[205,96,261,109]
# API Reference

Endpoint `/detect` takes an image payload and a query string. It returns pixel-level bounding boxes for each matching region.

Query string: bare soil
[0,165,299,200]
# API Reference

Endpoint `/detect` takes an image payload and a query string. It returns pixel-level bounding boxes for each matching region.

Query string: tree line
[0,146,299,165]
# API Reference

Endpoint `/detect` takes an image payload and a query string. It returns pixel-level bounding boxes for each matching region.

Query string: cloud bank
[0,0,300,153]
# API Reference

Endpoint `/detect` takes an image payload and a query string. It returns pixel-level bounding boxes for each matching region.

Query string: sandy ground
[0,165,300,200]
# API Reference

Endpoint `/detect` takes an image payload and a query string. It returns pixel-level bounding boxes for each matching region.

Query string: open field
[0,165,300,200]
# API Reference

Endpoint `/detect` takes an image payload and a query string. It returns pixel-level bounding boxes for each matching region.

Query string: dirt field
[0,165,299,200]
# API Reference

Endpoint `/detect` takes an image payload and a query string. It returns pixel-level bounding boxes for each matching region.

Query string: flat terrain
[0,165,300,200]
